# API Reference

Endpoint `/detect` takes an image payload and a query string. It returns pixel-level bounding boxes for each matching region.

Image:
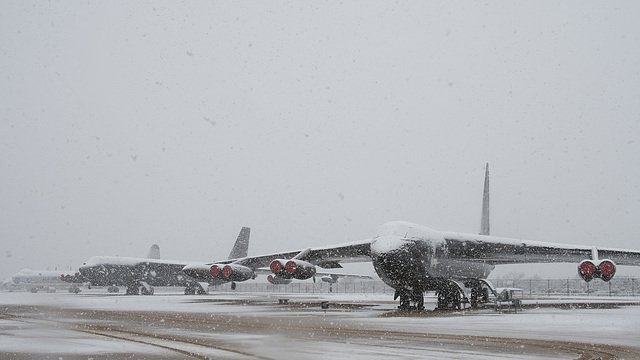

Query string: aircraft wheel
[481,287,489,302]
[126,285,139,295]
[395,289,412,310]
[437,286,461,310]
[412,290,424,310]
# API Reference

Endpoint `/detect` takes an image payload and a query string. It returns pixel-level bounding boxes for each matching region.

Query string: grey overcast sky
[1,1,639,279]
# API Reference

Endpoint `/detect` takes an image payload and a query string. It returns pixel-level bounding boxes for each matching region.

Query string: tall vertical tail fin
[480,163,490,235]
[147,244,161,259]
[228,227,251,259]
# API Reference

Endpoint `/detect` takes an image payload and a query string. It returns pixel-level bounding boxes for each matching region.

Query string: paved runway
[1,290,640,359]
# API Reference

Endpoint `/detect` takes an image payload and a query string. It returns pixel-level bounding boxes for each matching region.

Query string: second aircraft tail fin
[479,163,490,236]
[147,244,161,259]
[227,227,251,260]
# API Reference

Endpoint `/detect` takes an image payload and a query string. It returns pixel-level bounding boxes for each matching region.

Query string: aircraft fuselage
[79,257,191,287]
[370,221,493,292]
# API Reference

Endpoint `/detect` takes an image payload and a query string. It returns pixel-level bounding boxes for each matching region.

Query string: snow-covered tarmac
[1,289,639,359]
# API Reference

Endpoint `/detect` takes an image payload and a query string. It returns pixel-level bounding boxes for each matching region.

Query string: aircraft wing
[441,232,640,266]
[232,238,373,269]
[182,239,372,284]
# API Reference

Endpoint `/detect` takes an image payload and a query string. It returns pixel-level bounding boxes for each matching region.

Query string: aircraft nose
[78,265,92,277]
[370,235,432,289]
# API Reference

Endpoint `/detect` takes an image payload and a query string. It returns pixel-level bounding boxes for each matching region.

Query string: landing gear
[392,279,495,311]
[107,286,120,293]
[125,283,154,295]
[435,279,493,310]
[470,286,489,307]
[466,279,493,308]
[231,281,237,290]
[436,285,461,310]
[394,289,425,310]
[126,284,139,295]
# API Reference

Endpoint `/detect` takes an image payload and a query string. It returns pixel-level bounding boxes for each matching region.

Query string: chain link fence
[492,277,638,297]
[210,277,639,297]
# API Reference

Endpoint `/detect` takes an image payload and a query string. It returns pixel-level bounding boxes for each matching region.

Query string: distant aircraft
[185,164,640,310]
[79,227,250,295]
[10,268,83,293]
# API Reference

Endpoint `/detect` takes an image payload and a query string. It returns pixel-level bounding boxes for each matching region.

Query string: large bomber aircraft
[79,227,250,295]
[10,268,84,293]
[183,165,640,310]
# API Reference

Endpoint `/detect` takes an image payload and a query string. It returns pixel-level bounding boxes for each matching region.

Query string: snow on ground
[1,289,639,359]
[0,319,166,356]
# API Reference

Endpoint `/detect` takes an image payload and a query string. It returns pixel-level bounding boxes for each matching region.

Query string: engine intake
[578,259,616,282]
[597,259,616,282]
[578,260,596,282]
[210,264,222,277]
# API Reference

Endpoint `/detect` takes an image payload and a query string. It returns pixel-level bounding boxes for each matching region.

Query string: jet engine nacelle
[222,264,255,282]
[270,259,316,280]
[578,259,616,282]
[210,264,255,282]
[267,275,292,285]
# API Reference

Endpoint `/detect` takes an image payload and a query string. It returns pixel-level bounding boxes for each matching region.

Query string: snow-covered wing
[230,238,373,269]
[83,256,188,267]
[442,232,640,266]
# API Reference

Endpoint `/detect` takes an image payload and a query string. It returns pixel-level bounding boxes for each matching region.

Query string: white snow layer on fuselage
[81,256,187,267]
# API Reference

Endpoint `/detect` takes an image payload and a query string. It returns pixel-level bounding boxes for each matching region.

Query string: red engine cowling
[597,259,616,282]
[578,260,596,282]
[270,259,287,277]
[210,264,223,277]
[270,259,316,280]
[578,259,616,282]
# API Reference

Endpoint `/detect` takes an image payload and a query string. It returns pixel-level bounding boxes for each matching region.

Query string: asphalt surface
[1,292,640,359]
